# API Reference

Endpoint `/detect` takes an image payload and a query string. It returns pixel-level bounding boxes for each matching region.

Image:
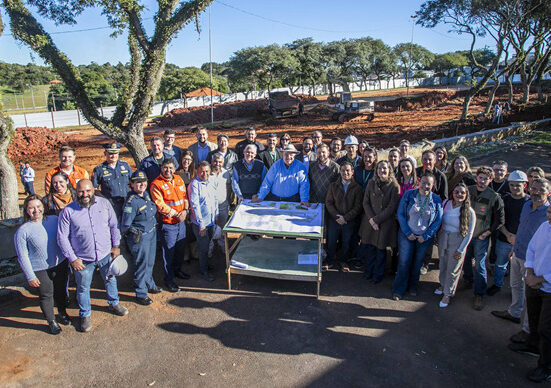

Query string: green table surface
[229,236,319,277]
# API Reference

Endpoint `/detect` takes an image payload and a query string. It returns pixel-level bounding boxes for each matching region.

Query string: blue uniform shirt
[92,160,133,199]
[121,191,158,234]
[139,151,179,184]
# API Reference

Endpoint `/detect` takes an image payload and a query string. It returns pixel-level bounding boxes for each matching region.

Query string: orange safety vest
[150,174,188,224]
[44,165,89,193]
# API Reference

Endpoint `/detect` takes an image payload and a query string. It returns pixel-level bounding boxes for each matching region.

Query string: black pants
[526,286,551,369]
[34,261,69,322]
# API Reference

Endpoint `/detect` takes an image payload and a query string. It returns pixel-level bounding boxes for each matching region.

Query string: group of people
[13,126,551,382]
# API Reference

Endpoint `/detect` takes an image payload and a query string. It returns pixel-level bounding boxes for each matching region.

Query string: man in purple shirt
[58,179,128,332]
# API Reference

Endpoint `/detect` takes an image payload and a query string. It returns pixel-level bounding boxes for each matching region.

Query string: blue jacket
[397,189,443,240]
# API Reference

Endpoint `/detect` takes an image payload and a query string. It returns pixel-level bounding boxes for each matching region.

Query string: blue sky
[0,0,493,67]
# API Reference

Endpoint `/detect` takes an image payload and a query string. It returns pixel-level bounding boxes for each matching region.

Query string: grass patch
[0,84,51,112]
[526,130,551,148]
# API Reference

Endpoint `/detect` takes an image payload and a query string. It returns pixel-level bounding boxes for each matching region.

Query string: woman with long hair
[42,171,76,215]
[396,158,418,197]
[435,183,476,307]
[14,195,70,334]
[446,155,476,198]
[359,160,400,283]
[178,150,196,186]
[434,146,450,173]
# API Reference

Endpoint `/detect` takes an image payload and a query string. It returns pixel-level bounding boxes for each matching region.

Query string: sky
[0,0,494,68]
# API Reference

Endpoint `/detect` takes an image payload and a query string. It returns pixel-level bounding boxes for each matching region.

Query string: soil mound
[377,91,459,112]
[8,127,68,161]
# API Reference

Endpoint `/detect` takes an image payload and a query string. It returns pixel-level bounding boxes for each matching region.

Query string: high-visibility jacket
[44,165,89,193]
[150,174,188,224]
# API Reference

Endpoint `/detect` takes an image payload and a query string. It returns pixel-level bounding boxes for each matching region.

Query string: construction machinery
[331,92,375,123]
[268,91,301,118]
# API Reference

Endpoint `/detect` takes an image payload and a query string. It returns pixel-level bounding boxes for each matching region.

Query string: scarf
[52,190,73,211]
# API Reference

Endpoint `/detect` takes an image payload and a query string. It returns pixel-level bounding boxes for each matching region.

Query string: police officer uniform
[92,143,133,218]
[121,171,161,305]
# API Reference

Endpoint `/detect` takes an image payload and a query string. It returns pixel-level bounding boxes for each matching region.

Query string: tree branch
[120,5,150,52]
[164,0,213,40]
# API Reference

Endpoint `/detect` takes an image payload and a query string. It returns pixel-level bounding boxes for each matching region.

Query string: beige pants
[438,230,466,297]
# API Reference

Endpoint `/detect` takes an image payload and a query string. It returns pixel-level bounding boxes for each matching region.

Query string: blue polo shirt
[513,200,550,260]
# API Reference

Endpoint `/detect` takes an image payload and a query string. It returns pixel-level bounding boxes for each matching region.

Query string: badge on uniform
[124,206,133,213]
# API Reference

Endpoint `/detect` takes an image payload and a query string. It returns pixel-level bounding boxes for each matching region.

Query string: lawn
[0,84,51,113]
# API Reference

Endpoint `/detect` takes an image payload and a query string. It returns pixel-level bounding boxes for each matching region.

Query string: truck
[268,91,301,119]
[331,92,375,123]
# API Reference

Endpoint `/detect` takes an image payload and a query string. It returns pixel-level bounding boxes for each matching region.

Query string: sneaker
[420,265,428,275]
[486,284,501,296]
[508,342,539,357]
[527,366,551,383]
[434,287,443,295]
[80,316,92,333]
[47,320,62,335]
[473,295,484,311]
[392,294,401,301]
[510,330,530,344]
[439,295,450,308]
[491,310,521,324]
[109,304,129,316]
[340,263,350,272]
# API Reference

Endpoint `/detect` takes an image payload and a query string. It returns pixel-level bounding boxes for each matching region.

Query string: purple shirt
[57,197,120,262]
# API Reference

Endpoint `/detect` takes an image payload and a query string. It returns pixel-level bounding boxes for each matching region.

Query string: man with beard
[330,137,346,161]
[57,179,127,333]
[312,130,324,152]
[296,136,317,172]
[188,126,216,166]
[337,136,361,168]
[150,159,190,292]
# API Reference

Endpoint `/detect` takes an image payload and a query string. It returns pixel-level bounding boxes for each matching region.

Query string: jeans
[127,229,157,298]
[34,260,69,322]
[526,287,551,368]
[361,243,386,282]
[392,230,433,296]
[192,223,214,274]
[509,254,530,333]
[23,181,34,195]
[161,222,186,286]
[326,218,356,265]
[466,237,490,296]
[494,239,512,288]
[73,254,119,318]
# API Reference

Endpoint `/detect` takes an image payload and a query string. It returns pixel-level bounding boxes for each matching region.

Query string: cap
[130,170,148,182]
[508,170,528,182]
[344,135,359,146]
[104,143,121,153]
[106,255,128,279]
[282,144,300,154]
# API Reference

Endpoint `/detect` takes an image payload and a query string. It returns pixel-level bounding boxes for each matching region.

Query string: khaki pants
[438,230,466,297]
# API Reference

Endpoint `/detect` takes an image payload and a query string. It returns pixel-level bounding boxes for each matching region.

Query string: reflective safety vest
[150,174,188,224]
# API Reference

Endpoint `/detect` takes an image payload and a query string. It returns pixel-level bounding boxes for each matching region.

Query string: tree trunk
[522,81,531,104]
[461,92,475,121]
[0,112,20,220]
[507,77,514,105]
[485,81,500,115]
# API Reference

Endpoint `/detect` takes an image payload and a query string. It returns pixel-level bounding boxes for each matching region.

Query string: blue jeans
[326,218,356,265]
[192,224,214,274]
[73,254,119,318]
[494,239,512,288]
[361,243,386,282]
[161,222,186,286]
[392,230,433,296]
[23,181,34,195]
[127,229,157,298]
[469,237,490,295]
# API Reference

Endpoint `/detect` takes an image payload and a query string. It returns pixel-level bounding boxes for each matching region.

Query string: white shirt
[525,221,551,293]
[211,168,230,209]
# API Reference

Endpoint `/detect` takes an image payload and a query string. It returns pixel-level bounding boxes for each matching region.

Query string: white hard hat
[106,255,128,279]
[508,170,528,182]
[344,135,359,146]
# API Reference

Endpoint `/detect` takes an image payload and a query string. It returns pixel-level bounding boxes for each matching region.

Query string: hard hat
[508,170,528,182]
[344,135,359,146]
[106,255,128,279]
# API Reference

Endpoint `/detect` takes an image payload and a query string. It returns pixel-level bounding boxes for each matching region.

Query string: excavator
[331,92,375,123]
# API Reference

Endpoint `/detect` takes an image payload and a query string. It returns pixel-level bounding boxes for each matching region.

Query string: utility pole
[209,4,214,124]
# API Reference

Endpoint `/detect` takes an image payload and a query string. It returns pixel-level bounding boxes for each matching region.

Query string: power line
[214,0,380,34]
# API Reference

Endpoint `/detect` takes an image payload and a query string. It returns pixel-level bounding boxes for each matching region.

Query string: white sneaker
[434,287,443,295]
[420,265,428,275]
[439,295,450,308]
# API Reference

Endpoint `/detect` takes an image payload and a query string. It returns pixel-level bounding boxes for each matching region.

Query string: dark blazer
[258,148,281,169]
[325,180,363,222]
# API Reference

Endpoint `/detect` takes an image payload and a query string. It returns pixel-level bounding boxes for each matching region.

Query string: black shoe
[527,366,551,383]
[208,264,215,271]
[487,284,501,296]
[491,310,521,324]
[57,311,71,326]
[510,330,530,344]
[175,270,190,280]
[48,320,62,335]
[165,283,179,293]
[136,296,153,306]
[508,342,540,357]
[148,286,162,294]
[201,272,215,282]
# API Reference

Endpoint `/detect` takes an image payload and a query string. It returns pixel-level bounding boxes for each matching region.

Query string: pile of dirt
[157,99,268,128]
[8,127,68,161]
[377,91,459,112]
[293,94,320,105]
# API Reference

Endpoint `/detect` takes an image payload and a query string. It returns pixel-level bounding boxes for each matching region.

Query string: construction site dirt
[10,85,550,198]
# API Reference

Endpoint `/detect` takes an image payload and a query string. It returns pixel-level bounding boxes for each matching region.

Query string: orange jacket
[44,165,89,193]
[150,174,188,224]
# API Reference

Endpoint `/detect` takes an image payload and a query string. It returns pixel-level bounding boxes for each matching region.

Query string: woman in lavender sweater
[14,195,70,334]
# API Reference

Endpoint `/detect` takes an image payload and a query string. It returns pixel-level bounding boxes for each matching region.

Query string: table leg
[224,233,231,290]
